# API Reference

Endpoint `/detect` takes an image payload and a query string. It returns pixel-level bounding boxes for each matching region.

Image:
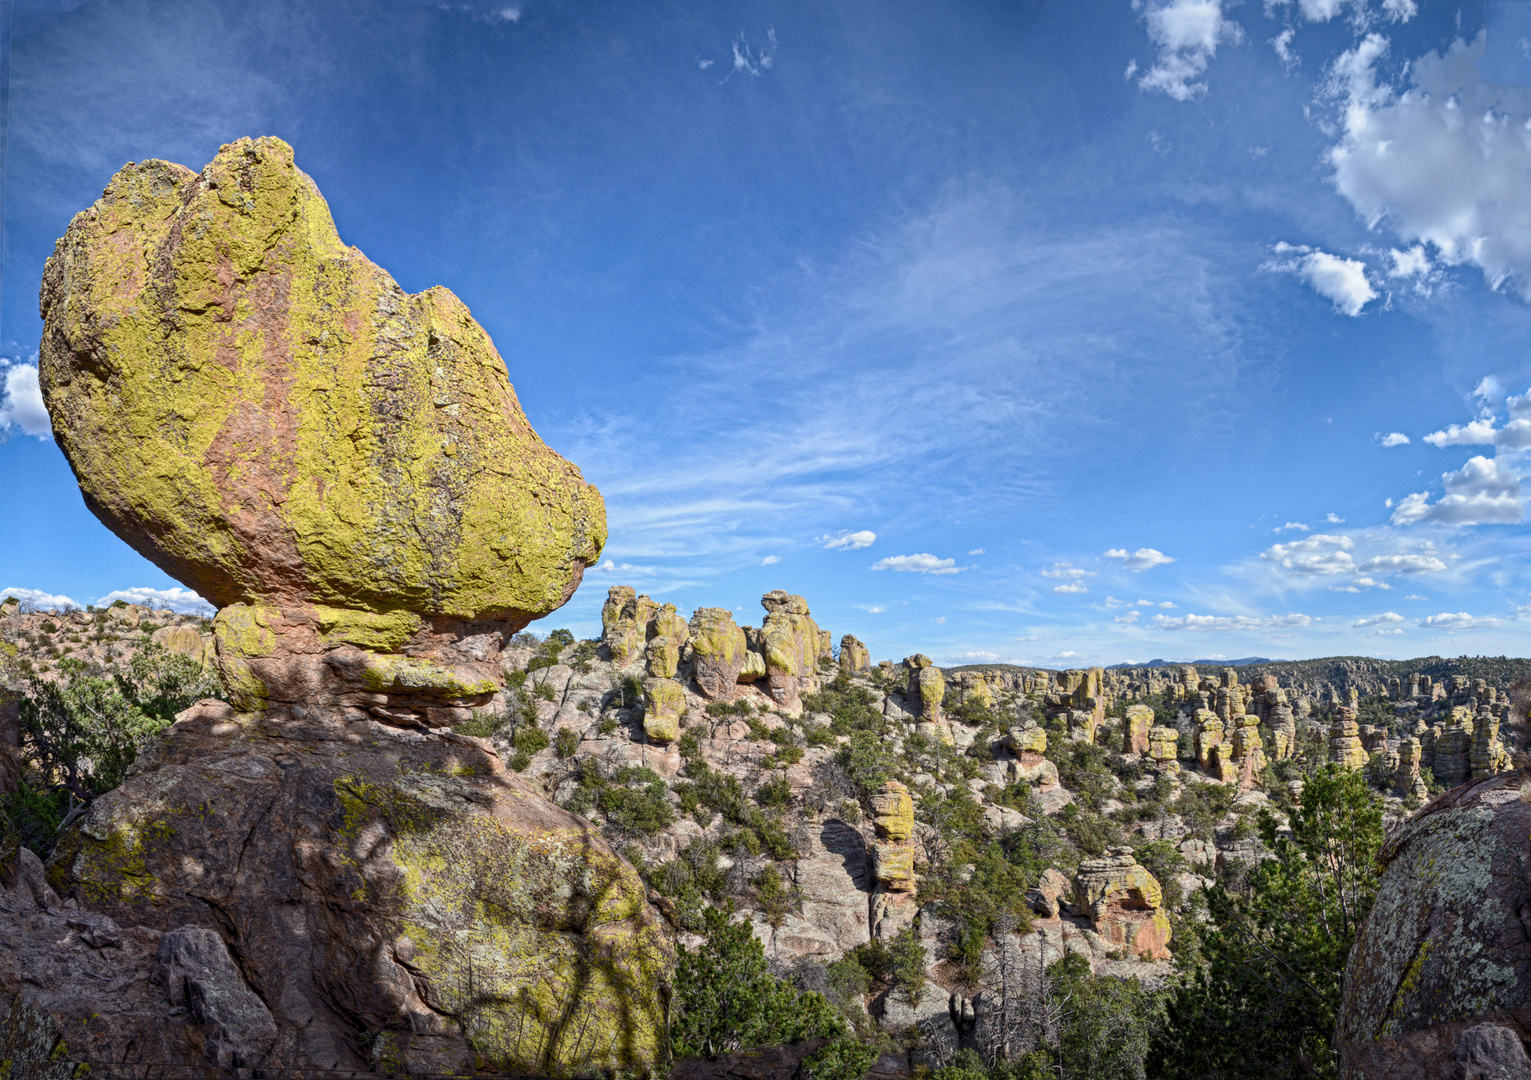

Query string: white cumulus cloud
[1391,455,1523,526]
[0,586,79,610]
[1138,0,1242,101]
[1053,583,1089,595]
[1353,611,1404,627]
[1423,418,1531,451]
[0,363,50,441]
[1419,611,1504,630]
[96,586,215,615]
[1260,533,1356,575]
[820,530,877,551]
[761,555,780,565]
[1266,243,1378,315]
[1329,33,1531,301]
[1103,547,1176,571]
[1115,610,1141,623]
[1380,432,1410,447]
[1357,552,1446,574]
[1276,521,1311,532]
[871,553,962,575]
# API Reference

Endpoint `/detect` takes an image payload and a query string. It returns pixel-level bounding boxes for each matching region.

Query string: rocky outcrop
[868,781,918,940]
[689,607,749,699]
[1123,704,1152,756]
[1394,737,1428,800]
[644,677,686,744]
[1148,727,1180,772]
[838,635,871,677]
[30,139,668,1077]
[760,592,822,710]
[1339,773,1531,1079]
[1072,850,1172,961]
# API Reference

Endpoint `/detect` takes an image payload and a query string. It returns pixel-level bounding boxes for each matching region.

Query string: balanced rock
[1072,851,1172,960]
[645,634,680,679]
[41,137,605,718]
[868,781,916,894]
[688,607,748,699]
[904,654,946,725]
[32,140,668,1077]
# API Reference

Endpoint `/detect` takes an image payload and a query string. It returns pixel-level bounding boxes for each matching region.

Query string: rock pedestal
[761,591,822,709]
[1471,713,1511,781]
[27,138,667,1077]
[1194,711,1223,771]
[1394,737,1428,800]
[1148,726,1180,772]
[1329,708,1368,771]
[868,781,918,940]
[1433,708,1474,787]
[838,634,871,677]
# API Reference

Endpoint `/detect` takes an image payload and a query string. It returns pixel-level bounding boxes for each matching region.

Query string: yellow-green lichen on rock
[643,678,685,745]
[334,769,670,1074]
[39,137,604,622]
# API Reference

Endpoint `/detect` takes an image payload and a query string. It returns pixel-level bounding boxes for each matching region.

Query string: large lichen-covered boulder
[688,608,748,699]
[1338,772,1531,1079]
[39,138,605,717]
[53,703,671,1075]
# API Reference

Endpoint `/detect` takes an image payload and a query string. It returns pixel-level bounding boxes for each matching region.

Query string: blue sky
[3,0,1531,667]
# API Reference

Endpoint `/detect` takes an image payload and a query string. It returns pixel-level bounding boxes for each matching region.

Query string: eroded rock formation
[1072,850,1172,961]
[22,138,668,1077]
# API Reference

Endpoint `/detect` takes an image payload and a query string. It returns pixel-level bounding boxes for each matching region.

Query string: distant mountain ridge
[1108,657,1274,670]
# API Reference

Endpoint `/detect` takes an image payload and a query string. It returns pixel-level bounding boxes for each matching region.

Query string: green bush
[1151,764,1383,1079]
[671,905,851,1059]
[837,732,899,802]
[801,677,885,735]
[17,644,223,804]
[554,728,580,759]
[756,774,794,808]
[597,768,675,836]
[847,927,926,1005]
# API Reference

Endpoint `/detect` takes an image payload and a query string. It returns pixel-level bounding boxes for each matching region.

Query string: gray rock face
[157,927,279,1069]
[1339,773,1531,1079]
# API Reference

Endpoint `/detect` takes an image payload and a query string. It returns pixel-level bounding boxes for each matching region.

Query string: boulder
[53,705,670,1074]
[1338,773,1531,1079]
[1004,725,1047,755]
[904,655,945,723]
[41,138,605,716]
[650,602,689,648]
[688,608,748,699]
